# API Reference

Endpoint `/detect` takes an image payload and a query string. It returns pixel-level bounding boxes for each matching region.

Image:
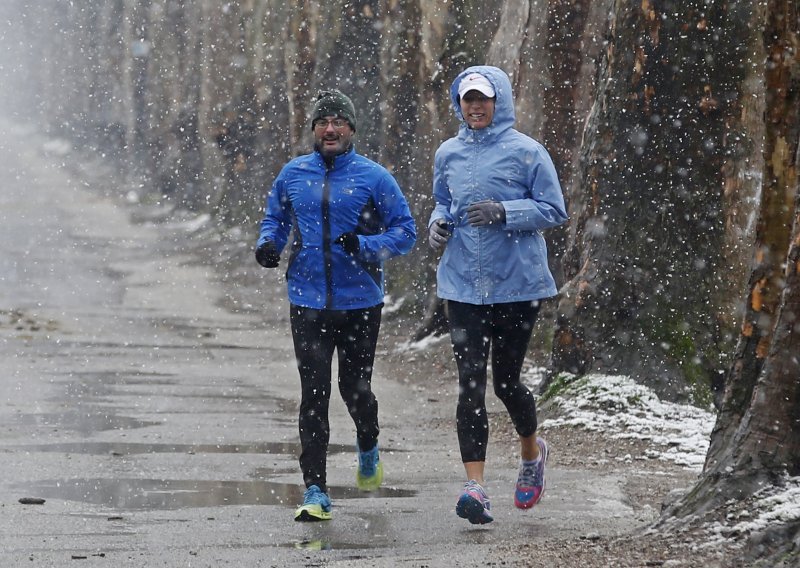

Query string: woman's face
[460,91,495,130]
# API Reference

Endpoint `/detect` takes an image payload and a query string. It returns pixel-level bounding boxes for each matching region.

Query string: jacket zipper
[472,139,486,302]
[322,165,333,309]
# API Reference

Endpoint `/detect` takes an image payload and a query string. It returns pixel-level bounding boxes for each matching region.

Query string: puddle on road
[18,478,416,510]
[12,441,416,513]
[288,539,384,551]
[9,369,293,436]
[8,411,160,434]
[17,440,352,456]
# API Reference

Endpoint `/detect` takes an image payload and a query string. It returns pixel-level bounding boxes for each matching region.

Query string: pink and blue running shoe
[456,480,493,524]
[514,437,548,509]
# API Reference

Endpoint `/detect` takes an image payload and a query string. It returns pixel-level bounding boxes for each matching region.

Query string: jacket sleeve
[256,169,293,252]
[358,171,416,262]
[502,145,568,231]
[429,147,455,228]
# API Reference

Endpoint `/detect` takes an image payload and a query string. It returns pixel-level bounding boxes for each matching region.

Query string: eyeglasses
[313,118,349,130]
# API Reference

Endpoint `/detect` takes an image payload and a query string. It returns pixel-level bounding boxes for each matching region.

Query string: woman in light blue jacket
[429,65,567,524]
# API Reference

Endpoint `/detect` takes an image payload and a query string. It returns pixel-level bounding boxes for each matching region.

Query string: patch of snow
[396,332,449,352]
[730,478,800,534]
[696,478,800,551]
[521,366,547,392]
[382,294,405,315]
[540,374,715,470]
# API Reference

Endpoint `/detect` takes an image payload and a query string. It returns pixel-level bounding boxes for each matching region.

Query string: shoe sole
[357,461,384,492]
[294,507,332,522]
[514,489,540,509]
[456,494,493,525]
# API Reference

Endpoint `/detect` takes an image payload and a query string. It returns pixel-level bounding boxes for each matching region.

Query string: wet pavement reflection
[8,412,160,433]
[14,440,352,456]
[16,477,416,510]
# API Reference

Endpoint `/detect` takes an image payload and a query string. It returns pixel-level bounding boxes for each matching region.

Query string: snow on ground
[525,369,800,548]
[708,476,800,543]
[526,371,715,470]
[396,332,449,352]
[699,476,800,551]
[731,479,800,532]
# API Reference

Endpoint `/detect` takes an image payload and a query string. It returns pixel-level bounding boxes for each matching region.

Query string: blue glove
[255,241,280,268]
[335,232,360,255]
[467,201,505,226]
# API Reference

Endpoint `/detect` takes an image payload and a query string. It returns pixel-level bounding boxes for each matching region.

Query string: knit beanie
[310,89,357,132]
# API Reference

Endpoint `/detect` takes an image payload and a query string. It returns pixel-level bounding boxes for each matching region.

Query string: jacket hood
[450,65,515,137]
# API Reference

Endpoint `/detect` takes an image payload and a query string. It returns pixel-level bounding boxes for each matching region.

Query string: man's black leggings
[447,300,540,463]
[290,304,382,492]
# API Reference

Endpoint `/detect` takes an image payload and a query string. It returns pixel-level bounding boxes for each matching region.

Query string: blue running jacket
[258,146,416,310]
[429,65,568,305]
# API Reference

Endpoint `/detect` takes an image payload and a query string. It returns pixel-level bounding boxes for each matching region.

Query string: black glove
[335,232,360,255]
[467,200,506,226]
[255,241,280,268]
[428,219,452,251]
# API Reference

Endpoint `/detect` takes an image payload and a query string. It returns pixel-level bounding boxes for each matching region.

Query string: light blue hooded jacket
[429,65,568,305]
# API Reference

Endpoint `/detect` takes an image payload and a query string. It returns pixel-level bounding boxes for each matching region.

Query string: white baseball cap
[458,73,495,99]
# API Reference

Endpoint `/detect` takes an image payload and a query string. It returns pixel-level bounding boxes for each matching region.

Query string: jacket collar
[314,145,356,170]
[458,123,500,144]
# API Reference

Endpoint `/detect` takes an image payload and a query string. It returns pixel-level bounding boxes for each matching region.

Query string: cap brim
[459,85,495,99]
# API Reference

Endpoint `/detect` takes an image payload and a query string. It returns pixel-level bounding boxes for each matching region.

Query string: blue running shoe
[515,437,548,509]
[456,480,493,524]
[294,485,332,522]
[356,443,384,491]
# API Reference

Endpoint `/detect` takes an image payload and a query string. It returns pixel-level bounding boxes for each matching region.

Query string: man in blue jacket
[256,89,416,522]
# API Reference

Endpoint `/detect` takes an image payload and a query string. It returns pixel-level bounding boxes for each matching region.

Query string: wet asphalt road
[0,119,643,567]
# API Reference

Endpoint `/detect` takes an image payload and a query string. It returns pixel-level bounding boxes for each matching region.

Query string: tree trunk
[703,0,800,476]
[661,8,799,561]
[286,1,317,157]
[550,0,753,404]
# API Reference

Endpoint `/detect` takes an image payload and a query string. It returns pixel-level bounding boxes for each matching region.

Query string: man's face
[313,115,354,159]
[460,91,495,130]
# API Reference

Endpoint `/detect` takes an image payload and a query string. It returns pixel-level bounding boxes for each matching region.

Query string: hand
[467,201,505,226]
[428,219,452,251]
[335,232,360,255]
[255,241,280,268]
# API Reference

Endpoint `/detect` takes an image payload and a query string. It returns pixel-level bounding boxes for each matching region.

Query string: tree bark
[663,1,799,541]
[550,0,753,403]
[702,0,800,481]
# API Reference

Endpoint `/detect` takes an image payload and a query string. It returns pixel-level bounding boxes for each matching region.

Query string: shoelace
[360,449,377,476]
[465,481,490,509]
[518,464,541,488]
[304,487,326,505]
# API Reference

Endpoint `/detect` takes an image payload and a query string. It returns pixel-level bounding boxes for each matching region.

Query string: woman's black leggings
[447,300,540,463]
[290,304,382,492]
